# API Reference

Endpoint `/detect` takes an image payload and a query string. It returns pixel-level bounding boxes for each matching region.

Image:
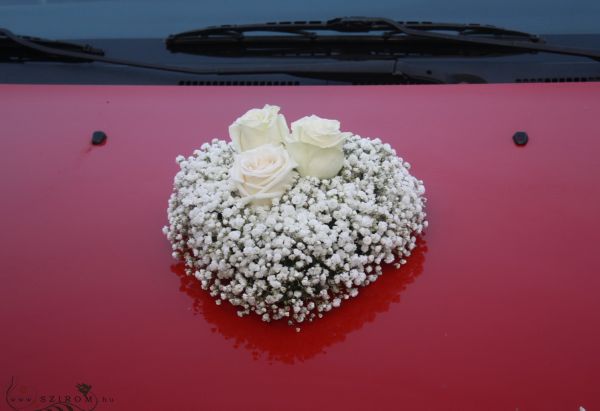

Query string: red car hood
[1,84,599,410]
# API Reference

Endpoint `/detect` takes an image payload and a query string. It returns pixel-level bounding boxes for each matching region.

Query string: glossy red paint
[1,84,600,411]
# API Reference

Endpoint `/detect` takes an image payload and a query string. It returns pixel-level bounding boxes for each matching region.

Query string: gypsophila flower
[164,134,427,325]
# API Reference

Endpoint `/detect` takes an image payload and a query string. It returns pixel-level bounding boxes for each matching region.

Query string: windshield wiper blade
[166,17,600,62]
[0,30,104,62]
[0,28,450,83]
[166,18,540,58]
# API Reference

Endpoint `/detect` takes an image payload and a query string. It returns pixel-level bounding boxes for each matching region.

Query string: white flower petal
[228,105,289,152]
[287,115,349,178]
[230,144,297,206]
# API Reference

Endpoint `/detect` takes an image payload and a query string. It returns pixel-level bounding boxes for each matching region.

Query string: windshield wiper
[0,28,448,83]
[0,30,104,62]
[166,17,600,62]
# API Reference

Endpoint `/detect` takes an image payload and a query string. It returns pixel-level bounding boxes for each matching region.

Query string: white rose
[285,115,351,179]
[229,104,289,152]
[230,144,297,206]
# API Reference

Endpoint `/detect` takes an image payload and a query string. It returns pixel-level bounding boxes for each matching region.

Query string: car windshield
[0,0,599,39]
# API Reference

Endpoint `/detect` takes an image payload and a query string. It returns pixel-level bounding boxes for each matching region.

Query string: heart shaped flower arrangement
[163,105,427,327]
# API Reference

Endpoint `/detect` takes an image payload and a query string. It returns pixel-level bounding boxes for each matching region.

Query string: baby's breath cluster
[163,135,427,325]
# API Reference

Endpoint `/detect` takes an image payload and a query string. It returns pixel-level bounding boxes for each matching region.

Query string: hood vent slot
[178,80,300,86]
[351,80,422,85]
[515,76,600,83]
